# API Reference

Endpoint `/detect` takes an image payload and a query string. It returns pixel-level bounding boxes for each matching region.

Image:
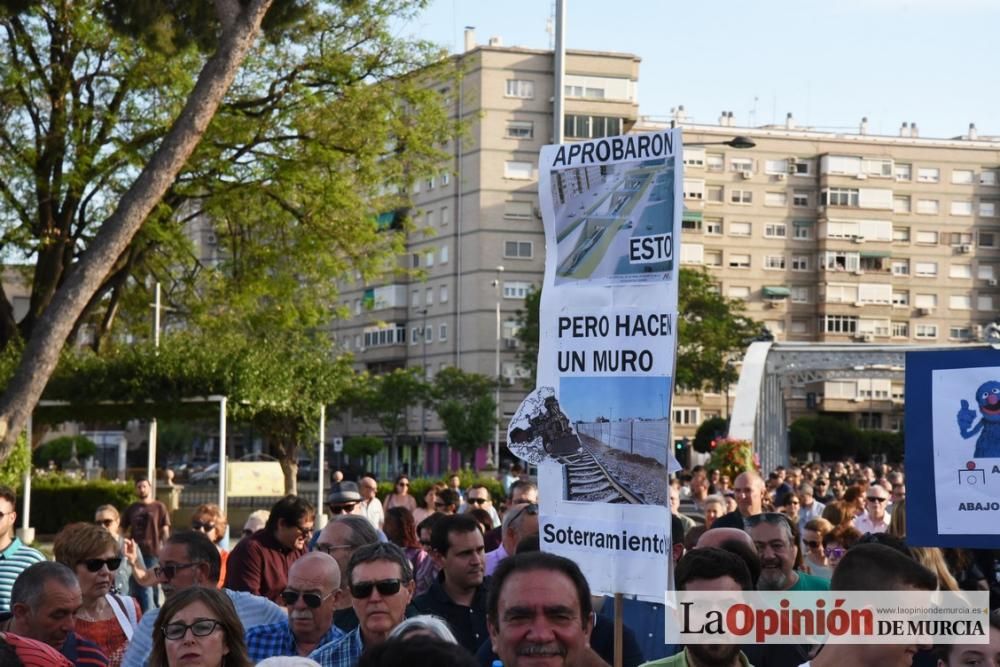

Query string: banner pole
[614,592,623,667]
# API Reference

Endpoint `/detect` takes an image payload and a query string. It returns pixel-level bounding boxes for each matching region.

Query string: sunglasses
[468,498,488,505]
[293,524,313,538]
[397,482,409,487]
[350,578,403,599]
[191,520,216,532]
[154,562,200,580]
[505,502,539,525]
[803,540,821,549]
[329,504,357,515]
[281,590,335,608]
[80,557,122,572]
[95,519,115,527]
[824,546,846,559]
[867,496,887,503]
[316,543,352,555]
[163,619,223,641]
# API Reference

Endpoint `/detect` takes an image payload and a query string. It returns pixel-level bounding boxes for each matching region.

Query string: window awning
[860,250,891,258]
[763,286,791,298]
[682,210,703,222]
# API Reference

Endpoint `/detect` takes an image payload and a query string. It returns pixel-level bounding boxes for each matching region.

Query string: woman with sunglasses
[94,504,158,597]
[54,522,141,666]
[801,517,834,578]
[150,586,252,667]
[383,475,417,513]
[191,504,229,588]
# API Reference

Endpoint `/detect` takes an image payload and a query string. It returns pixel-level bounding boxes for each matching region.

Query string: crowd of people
[0,458,996,667]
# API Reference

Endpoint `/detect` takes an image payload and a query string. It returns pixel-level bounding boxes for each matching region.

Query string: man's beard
[757,562,789,590]
[688,643,741,667]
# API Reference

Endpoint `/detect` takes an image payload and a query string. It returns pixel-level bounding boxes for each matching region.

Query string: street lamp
[685,136,757,149]
[492,266,505,468]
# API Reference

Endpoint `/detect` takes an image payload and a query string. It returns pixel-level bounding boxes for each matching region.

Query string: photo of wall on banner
[509,129,684,600]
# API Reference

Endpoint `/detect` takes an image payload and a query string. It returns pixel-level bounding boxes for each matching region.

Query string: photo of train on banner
[509,386,668,505]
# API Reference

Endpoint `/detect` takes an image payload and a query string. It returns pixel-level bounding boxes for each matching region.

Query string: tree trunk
[279,455,299,497]
[0,0,274,458]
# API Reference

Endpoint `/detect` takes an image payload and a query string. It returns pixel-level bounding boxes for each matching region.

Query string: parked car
[188,463,219,485]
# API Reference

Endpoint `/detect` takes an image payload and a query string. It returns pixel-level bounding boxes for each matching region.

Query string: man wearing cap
[853,485,891,534]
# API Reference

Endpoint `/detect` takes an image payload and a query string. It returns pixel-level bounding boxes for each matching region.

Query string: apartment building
[331,36,641,473]
[642,112,1000,437]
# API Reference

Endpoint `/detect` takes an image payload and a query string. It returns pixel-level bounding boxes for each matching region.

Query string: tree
[340,367,428,473]
[693,415,729,454]
[430,367,495,466]
[676,267,759,394]
[514,286,541,387]
[0,0,276,457]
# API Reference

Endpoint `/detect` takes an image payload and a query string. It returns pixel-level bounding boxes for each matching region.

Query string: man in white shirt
[358,477,384,530]
[852,484,890,534]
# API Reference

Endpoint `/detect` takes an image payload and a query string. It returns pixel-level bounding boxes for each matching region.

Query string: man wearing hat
[326,481,364,517]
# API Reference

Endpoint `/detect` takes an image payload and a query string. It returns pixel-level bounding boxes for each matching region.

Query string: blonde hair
[887,498,906,538]
[911,546,959,591]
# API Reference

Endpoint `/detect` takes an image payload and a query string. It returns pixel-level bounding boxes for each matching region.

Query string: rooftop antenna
[546,0,555,49]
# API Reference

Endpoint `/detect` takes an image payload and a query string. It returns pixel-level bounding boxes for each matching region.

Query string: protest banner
[906,347,1000,547]
[508,129,682,599]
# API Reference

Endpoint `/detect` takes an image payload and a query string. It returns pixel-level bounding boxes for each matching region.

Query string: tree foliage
[32,436,97,468]
[789,415,904,463]
[514,286,541,388]
[340,367,428,458]
[693,415,729,454]
[430,367,495,460]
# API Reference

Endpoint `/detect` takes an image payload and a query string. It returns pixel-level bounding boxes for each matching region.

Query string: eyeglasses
[154,562,200,580]
[281,589,335,608]
[824,546,846,559]
[293,524,313,538]
[191,520,216,532]
[80,558,122,572]
[468,498,488,505]
[350,578,402,599]
[315,543,352,555]
[397,482,409,487]
[867,496,887,503]
[95,519,115,527]
[803,540,821,549]
[163,619,223,641]
[328,504,357,515]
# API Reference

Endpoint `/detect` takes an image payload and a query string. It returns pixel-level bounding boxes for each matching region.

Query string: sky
[397,0,1000,140]
[560,376,670,421]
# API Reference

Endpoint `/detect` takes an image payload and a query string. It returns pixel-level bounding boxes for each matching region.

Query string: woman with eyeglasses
[150,586,252,667]
[54,522,141,666]
[94,504,158,598]
[383,475,417,514]
[191,504,229,588]
[820,524,861,572]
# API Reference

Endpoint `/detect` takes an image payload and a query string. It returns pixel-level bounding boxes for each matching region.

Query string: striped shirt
[2,631,74,667]
[0,538,46,613]
[246,620,343,662]
[62,633,109,667]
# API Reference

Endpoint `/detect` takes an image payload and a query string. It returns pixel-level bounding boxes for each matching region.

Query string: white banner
[509,129,683,600]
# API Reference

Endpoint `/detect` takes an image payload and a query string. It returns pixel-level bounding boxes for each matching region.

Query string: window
[914,324,938,339]
[683,148,705,167]
[824,315,858,334]
[505,79,535,98]
[439,323,448,341]
[504,240,533,259]
[682,215,702,231]
[440,206,449,226]
[952,169,974,185]
[893,227,910,242]
[673,408,701,426]
[728,253,751,269]
[893,195,911,214]
[730,189,752,205]
[764,223,787,238]
[440,285,449,302]
[440,245,449,263]
[764,255,786,270]
[895,163,912,181]
[411,289,419,306]
[892,291,909,307]
[823,188,859,207]
[917,167,940,183]
[504,201,533,220]
[949,264,972,279]
[914,262,938,277]
[705,218,723,235]
[916,199,939,215]
[981,170,998,186]
[978,264,996,280]
[425,250,434,267]
[728,285,751,299]
[503,281,531,299]
[504,161,533,180]
[892,321,909,338]
[949,232,974,246]
[363,324,406,348]
[792,190,810,207]
[979,295,994,311]
[684,179,705,200]
[680,243,704,265]
[793,221,812,240]
[764,192,787,207]
[979,231,997,248]
[791,286,810,303]
[441,172,450,186]
[950,326,973,341]
[704,250,722,267]
[425,287,433,305]
[731,157,753,173]
[915,231,938,245]
[426,176,435,190]
[792,159,814,176]
[506,120,534,139]
[823,251,861,272]
[764,159,788,174]
[706,154,724,172]
[564,115,621,139]
[729,221,751,236]
[891,259,910,275]
[791,255,809,271]
[791,319,809,334]
[949,295,972,310]
[706,185,724,203]
[980,201,997,217]
[914,293,937,309]
[951,201,973,216]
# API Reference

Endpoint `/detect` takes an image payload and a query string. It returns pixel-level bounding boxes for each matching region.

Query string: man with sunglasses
[485,502,539,576]
[413,514,490,653]
[463,484,501,527]
[853,484,891,534]
[313,514,380,632]
[309,542,416,667]
[245,552,344,661]
[121,531,285,667]
[224,494,315,603]
[0,486,45,613]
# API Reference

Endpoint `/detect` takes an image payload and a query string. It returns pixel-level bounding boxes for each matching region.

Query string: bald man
[245,552,344,660]
[696,527,761,589]
[711,472,766,531]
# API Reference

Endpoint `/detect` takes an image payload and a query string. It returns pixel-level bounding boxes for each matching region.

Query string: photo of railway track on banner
[508,129,683,599]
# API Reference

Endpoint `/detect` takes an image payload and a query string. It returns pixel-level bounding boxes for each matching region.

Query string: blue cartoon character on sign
[957,381,1000,457]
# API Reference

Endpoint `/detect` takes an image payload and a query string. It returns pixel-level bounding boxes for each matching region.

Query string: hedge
[18,476,139,535]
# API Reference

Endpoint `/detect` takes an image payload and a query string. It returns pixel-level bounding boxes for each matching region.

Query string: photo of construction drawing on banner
[508,129,683,599]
